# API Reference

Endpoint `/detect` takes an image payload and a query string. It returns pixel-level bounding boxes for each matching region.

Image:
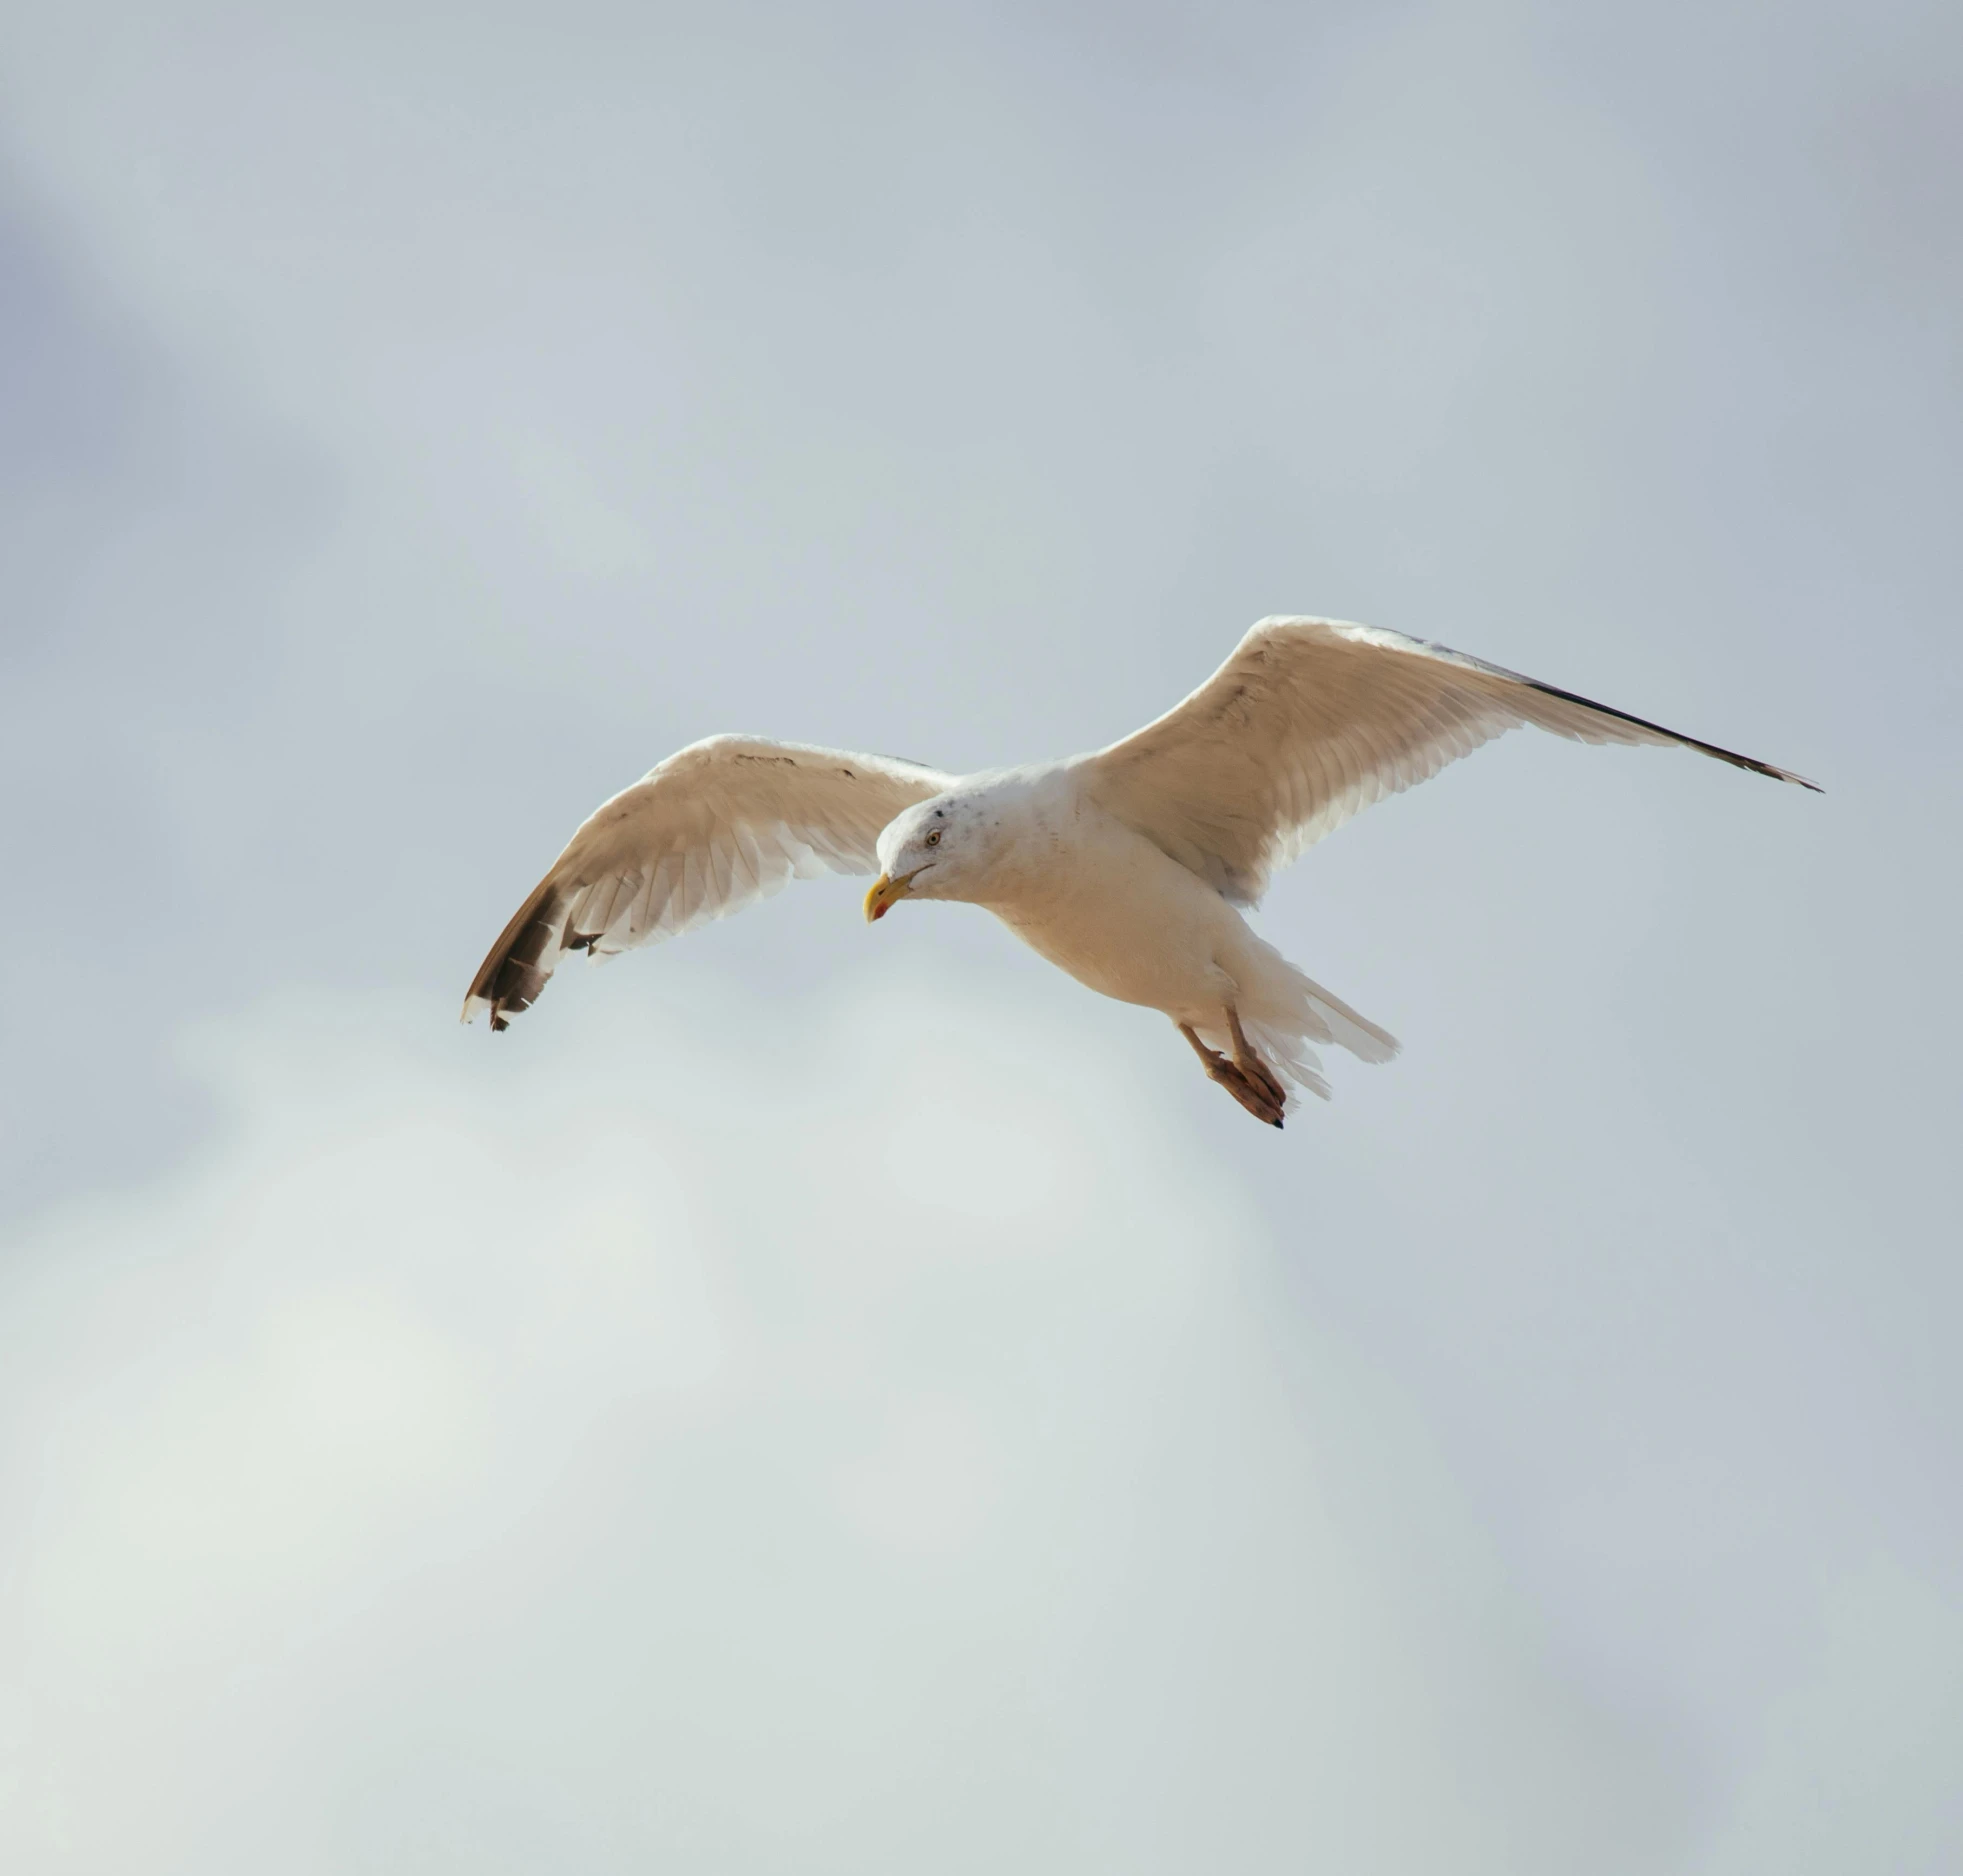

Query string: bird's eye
[924,829,942,847]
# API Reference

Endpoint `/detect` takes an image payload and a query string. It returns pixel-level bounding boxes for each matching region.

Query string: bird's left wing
[464,735,951,1030]
[1081,616,1818,905]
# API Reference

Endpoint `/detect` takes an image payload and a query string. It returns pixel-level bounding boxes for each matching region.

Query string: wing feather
[463,735,952,1030]
[1082,617,1817,904]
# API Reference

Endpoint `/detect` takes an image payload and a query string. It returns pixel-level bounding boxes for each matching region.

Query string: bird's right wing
[464,735,952,1030]
[1082,617,1817,905]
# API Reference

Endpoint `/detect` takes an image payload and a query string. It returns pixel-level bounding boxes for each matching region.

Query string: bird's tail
[1199,941,1400,1105]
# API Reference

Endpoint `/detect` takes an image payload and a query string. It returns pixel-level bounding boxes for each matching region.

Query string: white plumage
[464,617,1816,1127]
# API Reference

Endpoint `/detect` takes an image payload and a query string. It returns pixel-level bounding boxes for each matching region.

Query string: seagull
[464,617,1816,1127]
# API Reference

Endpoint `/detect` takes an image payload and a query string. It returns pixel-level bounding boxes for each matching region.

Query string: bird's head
[865,793,988,920]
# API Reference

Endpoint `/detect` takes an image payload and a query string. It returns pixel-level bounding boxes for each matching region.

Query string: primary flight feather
[464,617,1816,1127]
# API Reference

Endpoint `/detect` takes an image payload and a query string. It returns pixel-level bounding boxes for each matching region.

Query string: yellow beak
[864,870,919,922]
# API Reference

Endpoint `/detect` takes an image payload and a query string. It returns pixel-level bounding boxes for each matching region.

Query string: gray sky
[1,1,1959,1869]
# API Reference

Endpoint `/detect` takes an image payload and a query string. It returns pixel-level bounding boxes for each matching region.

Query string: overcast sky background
[1,1,1959,1869]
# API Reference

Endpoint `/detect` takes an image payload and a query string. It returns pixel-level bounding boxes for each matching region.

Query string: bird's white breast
[969,771,1243,1021]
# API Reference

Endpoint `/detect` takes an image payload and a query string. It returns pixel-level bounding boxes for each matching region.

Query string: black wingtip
[1509,669,1822,794]
[1731,751,1823,792]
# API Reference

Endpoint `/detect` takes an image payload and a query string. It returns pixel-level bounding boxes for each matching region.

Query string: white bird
[464,617,1816,1127]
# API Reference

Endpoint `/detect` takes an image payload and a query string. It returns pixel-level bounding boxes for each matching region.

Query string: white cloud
[2,976,1699,1873]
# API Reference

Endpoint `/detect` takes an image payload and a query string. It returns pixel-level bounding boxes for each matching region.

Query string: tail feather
[1204,945,1400,1109]
[1290,966,1400,1066]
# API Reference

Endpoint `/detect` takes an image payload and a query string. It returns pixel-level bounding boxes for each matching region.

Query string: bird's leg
[1226,1007,1289,1111]
[1178,1020,1285,1129]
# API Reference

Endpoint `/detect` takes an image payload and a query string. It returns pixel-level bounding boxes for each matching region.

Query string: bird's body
[935,763,1395,1102]
[982,770,1244,1018]
[465,617,1815,1126]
